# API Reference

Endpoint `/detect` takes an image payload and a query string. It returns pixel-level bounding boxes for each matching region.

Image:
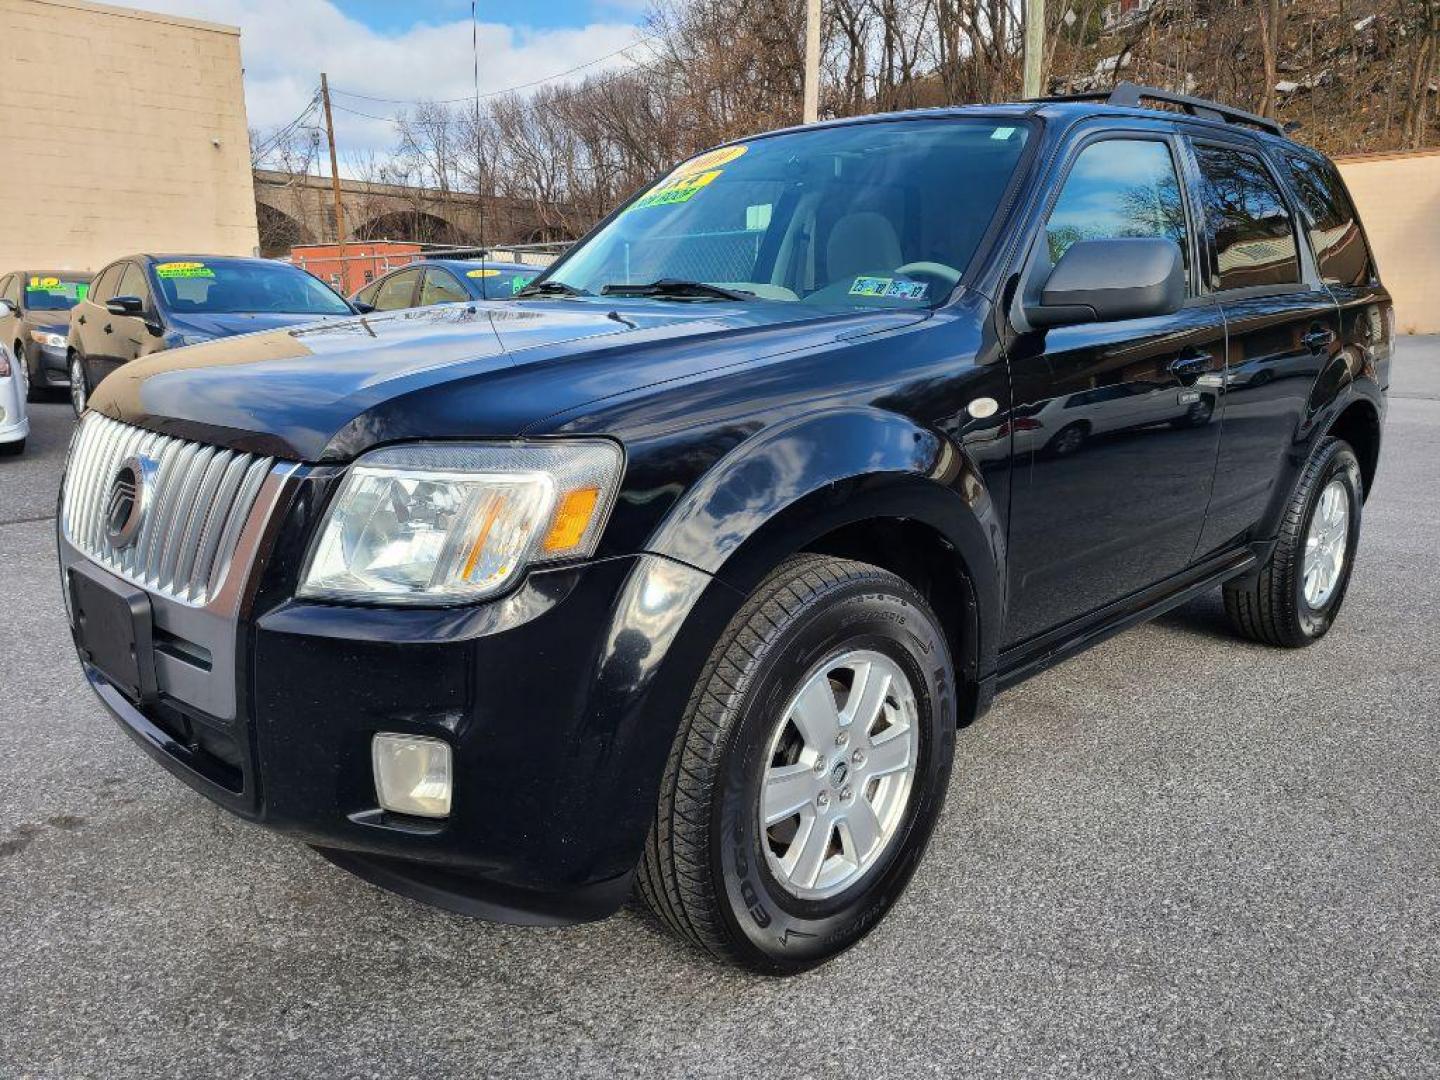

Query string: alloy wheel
[69,354,86,415]
[1303,478,1350,608]
[760,649,919,901]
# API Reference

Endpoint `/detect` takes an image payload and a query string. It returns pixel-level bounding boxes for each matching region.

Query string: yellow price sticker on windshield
[28,276,61,289]
[631,169,722,211]
[466,268,501,278]
[629,144,747,213]
[155,261,215,279]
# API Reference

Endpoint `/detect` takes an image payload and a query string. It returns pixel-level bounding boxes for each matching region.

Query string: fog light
[372,734,452,818]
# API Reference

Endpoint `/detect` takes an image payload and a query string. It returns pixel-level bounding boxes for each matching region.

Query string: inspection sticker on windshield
[155,261,215,279]
[849,277,928,300]
[466,268,501,278]
[630,144,748,212]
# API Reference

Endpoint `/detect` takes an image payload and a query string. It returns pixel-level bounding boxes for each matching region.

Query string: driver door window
[419,268,468,306]
[373,269,421,311]
[1045,138,1190,280]
[117,263,152,311]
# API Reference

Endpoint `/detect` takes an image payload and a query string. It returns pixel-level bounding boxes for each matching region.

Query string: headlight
[29,330,67,348]
[298,440,623,605]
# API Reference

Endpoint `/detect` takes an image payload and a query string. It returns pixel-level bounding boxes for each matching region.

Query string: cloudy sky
[119,0,652,165]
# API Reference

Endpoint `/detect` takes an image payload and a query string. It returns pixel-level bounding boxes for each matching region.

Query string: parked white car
[0,342,29,455]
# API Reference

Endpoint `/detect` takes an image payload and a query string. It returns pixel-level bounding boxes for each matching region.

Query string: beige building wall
[1336,148,1440,335]
[0,0,258,273]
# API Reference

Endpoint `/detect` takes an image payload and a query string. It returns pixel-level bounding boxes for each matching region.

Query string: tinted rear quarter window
[1191,142,1301,291]
[1280,153,1374,287]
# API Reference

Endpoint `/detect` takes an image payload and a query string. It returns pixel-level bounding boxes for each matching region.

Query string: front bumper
[62,469,730,924]
[34,342,70,385]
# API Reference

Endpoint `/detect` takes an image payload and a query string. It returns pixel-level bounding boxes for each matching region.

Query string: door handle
[1301,328,1335,352]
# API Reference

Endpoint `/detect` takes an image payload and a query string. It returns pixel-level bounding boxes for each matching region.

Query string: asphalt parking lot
[2,341,1437,1080]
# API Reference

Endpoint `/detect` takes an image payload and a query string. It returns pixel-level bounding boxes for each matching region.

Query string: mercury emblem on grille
[104,455,155,549]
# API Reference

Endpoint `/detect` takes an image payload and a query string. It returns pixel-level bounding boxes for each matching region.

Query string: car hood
[23,315,71,336]
[169,311,352,339]
[89,299,926,461]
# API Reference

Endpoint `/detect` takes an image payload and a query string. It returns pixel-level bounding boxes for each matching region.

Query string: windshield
[151,259,352,316]
[475,267,536,299]
[546,118,1030,308]
[24,276,89,311]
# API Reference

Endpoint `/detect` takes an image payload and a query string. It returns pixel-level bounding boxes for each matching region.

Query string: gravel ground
[2,341,1437,1079]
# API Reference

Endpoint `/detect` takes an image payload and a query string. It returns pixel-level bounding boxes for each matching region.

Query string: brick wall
[1336,149,1440,335]
[0,0,259,273]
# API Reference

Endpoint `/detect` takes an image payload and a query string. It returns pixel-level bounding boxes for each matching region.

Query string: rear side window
[1045,138,1189,274]
[1280,154,1374,287]
[1191,143,1301,291]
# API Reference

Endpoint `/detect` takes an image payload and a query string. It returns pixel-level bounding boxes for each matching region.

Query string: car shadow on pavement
[1151,588,1235,642]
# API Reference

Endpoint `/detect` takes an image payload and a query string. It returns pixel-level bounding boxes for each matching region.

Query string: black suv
[59,85,1389,974]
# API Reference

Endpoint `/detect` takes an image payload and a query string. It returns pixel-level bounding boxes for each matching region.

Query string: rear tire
[0,438,24,457]
[1224,437,1362,647]
[637,554,956,974]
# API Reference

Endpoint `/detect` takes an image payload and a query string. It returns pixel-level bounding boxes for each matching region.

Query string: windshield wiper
[600,278,752,301]
[515,280,590,298]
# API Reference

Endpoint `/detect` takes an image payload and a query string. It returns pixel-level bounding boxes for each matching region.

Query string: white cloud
[114,0,646,165]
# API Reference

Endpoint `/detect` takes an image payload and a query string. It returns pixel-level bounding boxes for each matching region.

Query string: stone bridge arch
[252,169,551,253]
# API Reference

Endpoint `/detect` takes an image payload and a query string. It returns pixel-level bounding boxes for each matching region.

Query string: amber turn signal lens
[542,486,600,553]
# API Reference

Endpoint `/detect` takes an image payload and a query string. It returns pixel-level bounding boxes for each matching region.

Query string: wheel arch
[1324,397,1382,501]
[641,407,1007,721]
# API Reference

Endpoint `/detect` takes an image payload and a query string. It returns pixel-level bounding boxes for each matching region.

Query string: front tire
[14,342,38,402]
[637,554,956,974]
[1224,437,1362,647]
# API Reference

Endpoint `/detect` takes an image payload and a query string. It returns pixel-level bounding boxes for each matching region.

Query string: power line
[328,34,661,106]
[252,89,321,160]
[328,48,666,129]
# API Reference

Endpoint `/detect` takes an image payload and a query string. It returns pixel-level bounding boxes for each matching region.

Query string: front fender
[646,406,1006,675]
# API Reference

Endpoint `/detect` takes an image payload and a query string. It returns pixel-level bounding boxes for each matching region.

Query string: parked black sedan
[68,255,355,415]
[349,259,537,313]
[0,271,94,400]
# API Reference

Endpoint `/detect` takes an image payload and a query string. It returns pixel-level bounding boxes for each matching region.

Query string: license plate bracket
[70,563,158,705]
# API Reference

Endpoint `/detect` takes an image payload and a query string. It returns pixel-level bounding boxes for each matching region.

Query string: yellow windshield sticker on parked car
[27,276,62,289]
[155,261,215,279]
[629,144,748,212]
[466,268,501,278]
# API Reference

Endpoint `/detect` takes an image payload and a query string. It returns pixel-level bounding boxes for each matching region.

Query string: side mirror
[352,301,375,315]
[0,299,16,318]
[1024,237,1185,330]
[107,295,145,317]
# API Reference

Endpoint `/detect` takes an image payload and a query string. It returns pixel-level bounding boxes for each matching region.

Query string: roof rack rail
[1030,81,1287,138]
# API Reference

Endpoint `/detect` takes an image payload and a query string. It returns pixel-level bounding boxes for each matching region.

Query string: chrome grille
[61,413,276,606]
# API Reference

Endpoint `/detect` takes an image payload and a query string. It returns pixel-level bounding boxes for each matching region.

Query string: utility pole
[319,72,348,288]
[1023,0,1045,98]
[803,0,821,123]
